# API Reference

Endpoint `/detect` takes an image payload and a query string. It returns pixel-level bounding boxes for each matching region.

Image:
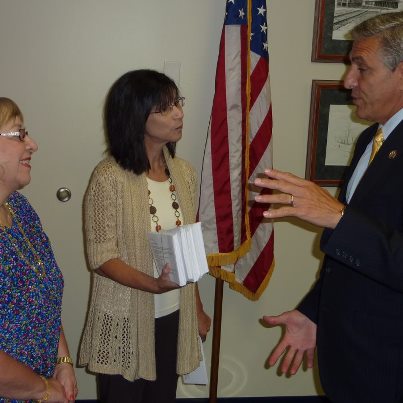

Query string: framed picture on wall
[306,80,370,187]
[312,0,351,62]
[311,0,395,62]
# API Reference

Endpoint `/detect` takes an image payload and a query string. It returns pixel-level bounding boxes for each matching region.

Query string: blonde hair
[0,97,23,129]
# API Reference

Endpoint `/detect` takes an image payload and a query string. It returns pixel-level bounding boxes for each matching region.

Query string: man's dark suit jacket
[298,120,403,403]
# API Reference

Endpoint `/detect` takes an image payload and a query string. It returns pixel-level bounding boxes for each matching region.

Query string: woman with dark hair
[79,69,211,403]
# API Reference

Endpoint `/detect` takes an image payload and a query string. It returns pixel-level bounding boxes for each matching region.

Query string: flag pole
[209,277,224,403]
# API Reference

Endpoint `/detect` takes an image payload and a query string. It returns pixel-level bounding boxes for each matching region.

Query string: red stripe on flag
[249,107,273,175]
[210,31,234,252]
[243,232,274,293]
[250,58,269,108]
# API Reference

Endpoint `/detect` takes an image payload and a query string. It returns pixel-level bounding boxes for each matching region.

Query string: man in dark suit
[254,11,403,403]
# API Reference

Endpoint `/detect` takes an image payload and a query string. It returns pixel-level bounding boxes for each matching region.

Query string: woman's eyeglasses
[151,97,185,116]
[0,129,28,141]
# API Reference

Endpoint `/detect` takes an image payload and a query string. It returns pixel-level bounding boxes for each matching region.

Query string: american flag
[199,0,274,300]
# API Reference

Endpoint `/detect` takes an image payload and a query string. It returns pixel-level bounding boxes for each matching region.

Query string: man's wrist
[339,205,346,218]
[333,204,346,228]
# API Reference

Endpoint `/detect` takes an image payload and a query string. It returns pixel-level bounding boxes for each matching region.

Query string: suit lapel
[348,120,403,206]
[337,125,376,204]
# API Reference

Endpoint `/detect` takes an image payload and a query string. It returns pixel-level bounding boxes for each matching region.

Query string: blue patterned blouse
[0,192,64,403]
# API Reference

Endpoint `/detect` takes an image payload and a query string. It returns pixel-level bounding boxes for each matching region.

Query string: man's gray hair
[351,11,403,70]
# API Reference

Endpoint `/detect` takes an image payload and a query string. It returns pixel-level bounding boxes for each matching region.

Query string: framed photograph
[312,0,351,62]
[306,80,370,187]
[311,0,397,63]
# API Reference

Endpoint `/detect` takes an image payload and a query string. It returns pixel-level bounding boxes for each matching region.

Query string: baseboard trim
[78,397,330,402]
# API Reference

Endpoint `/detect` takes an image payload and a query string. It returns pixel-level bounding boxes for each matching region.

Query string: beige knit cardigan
[79,149,200,381]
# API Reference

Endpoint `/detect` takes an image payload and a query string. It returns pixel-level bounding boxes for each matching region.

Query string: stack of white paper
[182,336,208,385]
[148,222,209,286]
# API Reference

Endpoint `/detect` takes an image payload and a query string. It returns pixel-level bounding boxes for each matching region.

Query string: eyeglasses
[0,129,28,142]
[151,97,185,116]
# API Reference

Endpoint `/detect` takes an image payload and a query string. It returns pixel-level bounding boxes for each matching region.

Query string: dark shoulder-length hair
[104,69,179,174]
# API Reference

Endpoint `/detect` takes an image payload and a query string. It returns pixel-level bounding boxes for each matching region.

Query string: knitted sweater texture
[79,149,200,381]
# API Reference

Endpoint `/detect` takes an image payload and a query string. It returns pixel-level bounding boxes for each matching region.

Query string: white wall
[0,0,347,399]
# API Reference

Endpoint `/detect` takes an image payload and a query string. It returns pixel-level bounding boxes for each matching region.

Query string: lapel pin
[388,150,398,159]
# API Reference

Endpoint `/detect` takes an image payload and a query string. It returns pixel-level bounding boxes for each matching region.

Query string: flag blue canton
[224,0,268,59]
[224,0,247,25]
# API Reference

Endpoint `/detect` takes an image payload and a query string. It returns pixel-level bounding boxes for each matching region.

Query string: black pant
[98,310,179,403]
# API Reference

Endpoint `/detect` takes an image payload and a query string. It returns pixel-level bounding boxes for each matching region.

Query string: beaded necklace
[1,202,46,279]
[148,168,182,232]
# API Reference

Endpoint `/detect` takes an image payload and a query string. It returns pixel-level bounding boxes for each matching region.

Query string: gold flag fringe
[208,259,275,301]
[206,238,251,267]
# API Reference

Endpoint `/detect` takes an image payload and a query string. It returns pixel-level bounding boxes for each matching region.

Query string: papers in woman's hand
[182,336,208,385]
[148,222,209,286]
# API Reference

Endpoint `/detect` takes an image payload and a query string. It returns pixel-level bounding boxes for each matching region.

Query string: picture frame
[306,80,370,187]
[311,0,352,63]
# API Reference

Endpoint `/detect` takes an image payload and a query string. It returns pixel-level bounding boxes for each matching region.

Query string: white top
[147,177,181,318]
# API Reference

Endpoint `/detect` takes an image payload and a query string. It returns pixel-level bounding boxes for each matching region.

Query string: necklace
[1,202,46,279]
[148,168,182,232]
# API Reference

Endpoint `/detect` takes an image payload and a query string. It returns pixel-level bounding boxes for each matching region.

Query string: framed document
[306,80,371,186]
